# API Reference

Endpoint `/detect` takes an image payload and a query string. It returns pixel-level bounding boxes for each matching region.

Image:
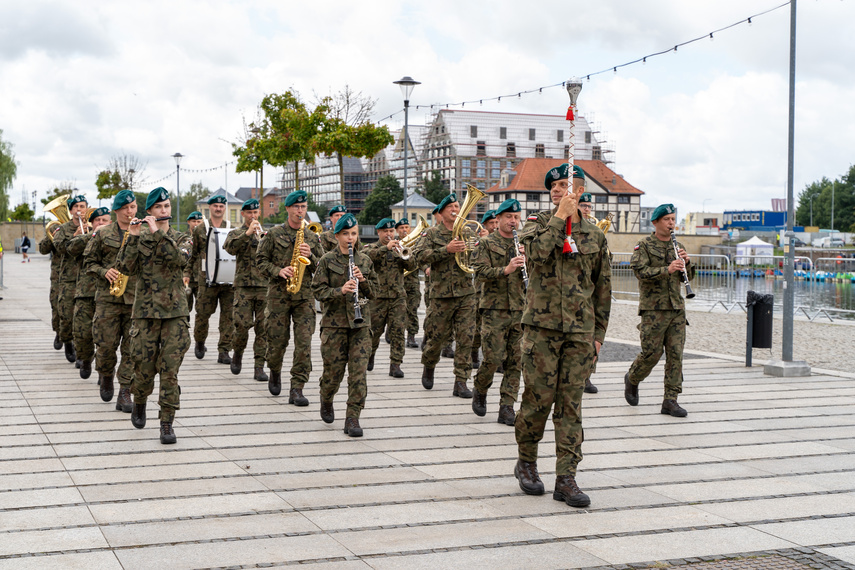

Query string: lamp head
[172,152,183,166]
[565,78,582,106]
[393,76,421,101]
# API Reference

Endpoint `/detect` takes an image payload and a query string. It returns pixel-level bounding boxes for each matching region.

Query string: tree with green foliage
[95,153,146,199]
[358,175,403,226]
[169,181,210,232]
[9,202,35,221]
[796,164,855,232]
[0,129,18,221]
[265,191,328,226]
[422,169,448,206]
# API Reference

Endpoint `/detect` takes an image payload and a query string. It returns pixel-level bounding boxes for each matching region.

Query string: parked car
[814,236,846,248]
[829,237,845,248]
[792,238,807,247]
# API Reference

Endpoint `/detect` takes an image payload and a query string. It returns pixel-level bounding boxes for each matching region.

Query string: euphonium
[43,194,71,241]
[596,212,614,234]
[109,230,131,297]
[451,184,486,274]
[286,220,312,294]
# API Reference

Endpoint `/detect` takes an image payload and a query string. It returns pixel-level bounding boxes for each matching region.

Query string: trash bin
[745,290,773,366]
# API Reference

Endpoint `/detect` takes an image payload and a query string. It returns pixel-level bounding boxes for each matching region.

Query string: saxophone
[109,229,130,297]
[285,220,312,294]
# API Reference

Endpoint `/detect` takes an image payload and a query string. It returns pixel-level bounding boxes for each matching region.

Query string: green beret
[436,193,458,213]
[375,217,396,231]
[145,187,170,211]
[480,210,497,224]
[111,189,136,211]
[66,195,87,209]
[186,211,203,221]
[544,164,569,189]
[495,199,521,216]
[334,213,357,234]
[651,203,676,221]
[328,205,347,218]
[242,199,259,211]
[284,191,307,207]
[395,218,409,228]
[578,193,592,204]
[89,207,110,223]
[207,194,227,205]
[572,165,586,179]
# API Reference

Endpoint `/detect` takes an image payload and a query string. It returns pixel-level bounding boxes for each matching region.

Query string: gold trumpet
[451,184,486,274]
[43,194,71,241]
[401,214,429,277]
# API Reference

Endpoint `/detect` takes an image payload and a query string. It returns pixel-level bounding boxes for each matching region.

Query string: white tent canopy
[735,236,774,265]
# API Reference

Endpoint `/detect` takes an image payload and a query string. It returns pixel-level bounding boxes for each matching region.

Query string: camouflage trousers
[72,297,96,362]
[129,317,191,422]
[472,302,482,350]
[233,287,267,367]
[627,309,686,400]
[474,309,523,406]
[58,282,77,343]
[404,278,421,336]
[515,326,596,476]
[421,294,476,382]
[319,327,370,419]
[370,296,406,364]
[194,283,234,352]
[50,280,60,333]
[186,281,198,313]
[93,301,135,387]
[265,295,315,389]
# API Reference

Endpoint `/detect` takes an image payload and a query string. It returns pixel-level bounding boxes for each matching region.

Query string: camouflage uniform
[183,230,201,312]
[413,225,476,382]
[312,247,377,418]
[53,220,83,344]
[68,233,98,362]
[116,226,192,422]
[223,224,267,368]
[38,234,62,333]
[255,222,324,387]
[627,234,695,399]
[188,221,234,353]
[471,232,525,405]
[84,222,137,389]
[515,213,611,477]
[404,269,421,336]
[365,242,415,365]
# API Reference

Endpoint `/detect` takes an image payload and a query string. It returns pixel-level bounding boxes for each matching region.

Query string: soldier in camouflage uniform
[39,226,63,350]
[413,194,477,398]
[470,209,498,370]
[312,214,377,437]
[365,218,416,378]
[53,194,89,364]
[223,199,268,382]
[577,192,602,395]
[84,190,139,410]
[116,187,192,445]
[625,204,695,418]
[319,205,361,253]
[396,219,421,349]
[68,208,112,380]
[471,200,525,426]
[183,211,204,312]
[256,191,324,404]
[188,194,234,364]
[513,164,611,509]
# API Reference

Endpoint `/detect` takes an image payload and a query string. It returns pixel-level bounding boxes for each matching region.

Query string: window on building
[470,125,477,137]
[269,201,274,209]
[618,196,630,204]
[230,209,238,223]
[595,195,608,204]
[476,181,486,190]
[557,129,564,142]
[641,211,648,219]
[461,159,470,178]
[476,141,486,156]
[752,213,760,221]
[585,131,592,144]
[528,193,538,202]
[505,193,511,201]
[491,161,500,179]
[592,146,602,161]
[564,145,570,159]
[506,143,516,157]
[499,126,507,139]
[535,143,545,158]
[476,160,486,178]
[528,128,536,141]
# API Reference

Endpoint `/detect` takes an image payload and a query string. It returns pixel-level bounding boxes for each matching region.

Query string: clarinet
[348,243,364,324]
[670,230,695,299]
[512,229,529,291]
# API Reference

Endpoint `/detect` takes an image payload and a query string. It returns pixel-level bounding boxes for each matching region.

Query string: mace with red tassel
[563,77,583,255]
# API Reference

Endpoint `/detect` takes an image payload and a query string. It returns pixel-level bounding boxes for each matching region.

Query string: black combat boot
[131,401,146,429]
[624,372,639,406]
[421,367,434,390]
[99,374,114,402]
[320,400,334,424]
[471,349,480,369]
[367,354,374,371]
[472,390,487,417]
[268,370,281,396]
[389,363,404,378]
[160,422,177,444]
[289,388,308,407]
[406,334,419,348]
[514,459,544,495]
[344,417,363,437]
[53,333,62,350]
[65,341,76,361]
[553,475,591,507]
[230,351,242,375]
[661,399,688,417]
[453,380,472,399]
[75,359,81,369]
[194,341,206,359]
[217,351,232,365]
[116,387,133,413]
[497,405,516,426]
[584,378,598,394]
[80,359,92,380]
[254,366,269,382]
[441,343,455,358]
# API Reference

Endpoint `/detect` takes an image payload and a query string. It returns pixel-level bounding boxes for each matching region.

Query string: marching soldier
[116,187,192,444]
[38,225,63,350]
[396,218,421,349]
[414,194,477,398]
[471,209,498,371]
[223,199,269,382]
[183,211,204,312]
[365,218,415,378]
[67,207,112,380]
[625,204,694,418]
[471,200,525,425]
[514,164,611,509]
[319,205,361,252]
[256,190,324,404]
[578,192,601,395]
[311,213,377,437]
[53,194,89,364]
[188,195,234,364]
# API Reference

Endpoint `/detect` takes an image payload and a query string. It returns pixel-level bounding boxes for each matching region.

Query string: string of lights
[376,1,789,123]
[146,160,238,186]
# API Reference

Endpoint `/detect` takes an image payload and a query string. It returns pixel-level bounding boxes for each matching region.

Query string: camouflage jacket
[631,233,696,313]
[413,224,475,299]
[53,220,83,283]
[312,248,376,329]
[38,234,61,281]
[182,229,201,285]
[186,219,231,285]
[363,242,416,298]
[223,224,266,288]
[116,226,192,319]
[471,232,526,312]
[319,229,361,253]
[404,268,420,291]
[68,233,97,298]
[255,222,324,302]
[519,210,611,343]
[83,222,136,305]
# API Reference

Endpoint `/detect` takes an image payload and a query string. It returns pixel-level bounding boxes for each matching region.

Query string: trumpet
[389,241,410,260]
[130,216,173,225]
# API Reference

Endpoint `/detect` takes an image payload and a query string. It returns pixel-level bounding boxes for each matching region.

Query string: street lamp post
[173,153,183,231]
[393,76,420,222]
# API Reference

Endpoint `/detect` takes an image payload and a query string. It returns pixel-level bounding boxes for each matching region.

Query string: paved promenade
[2,254,855,569]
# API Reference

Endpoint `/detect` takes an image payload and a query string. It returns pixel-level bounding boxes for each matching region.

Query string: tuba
[109,230,131,297]
[285,220,312,294]
[451,184,486,274]
[43,194,71,241]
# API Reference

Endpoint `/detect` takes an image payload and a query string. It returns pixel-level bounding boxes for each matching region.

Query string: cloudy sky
[2,0,854,219]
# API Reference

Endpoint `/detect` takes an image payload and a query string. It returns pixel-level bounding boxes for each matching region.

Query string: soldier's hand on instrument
[144,216,158,232]
[129,219,142,236]
[246,220,259,236]
[388,239,401,251]
[352,266,365,282]
[73,225,84,236]
[479,228,489,238]
[446,238,466,253]
[678,248,690,263]
[504,255,526,275]
[668,259,685,274]
[105,268,120,283]
[279,266,295,279]
[299,242,312,258]
[555,192,577,220]
[424,267,431,277]
[342,279,357,294]
[183,277,190,287]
